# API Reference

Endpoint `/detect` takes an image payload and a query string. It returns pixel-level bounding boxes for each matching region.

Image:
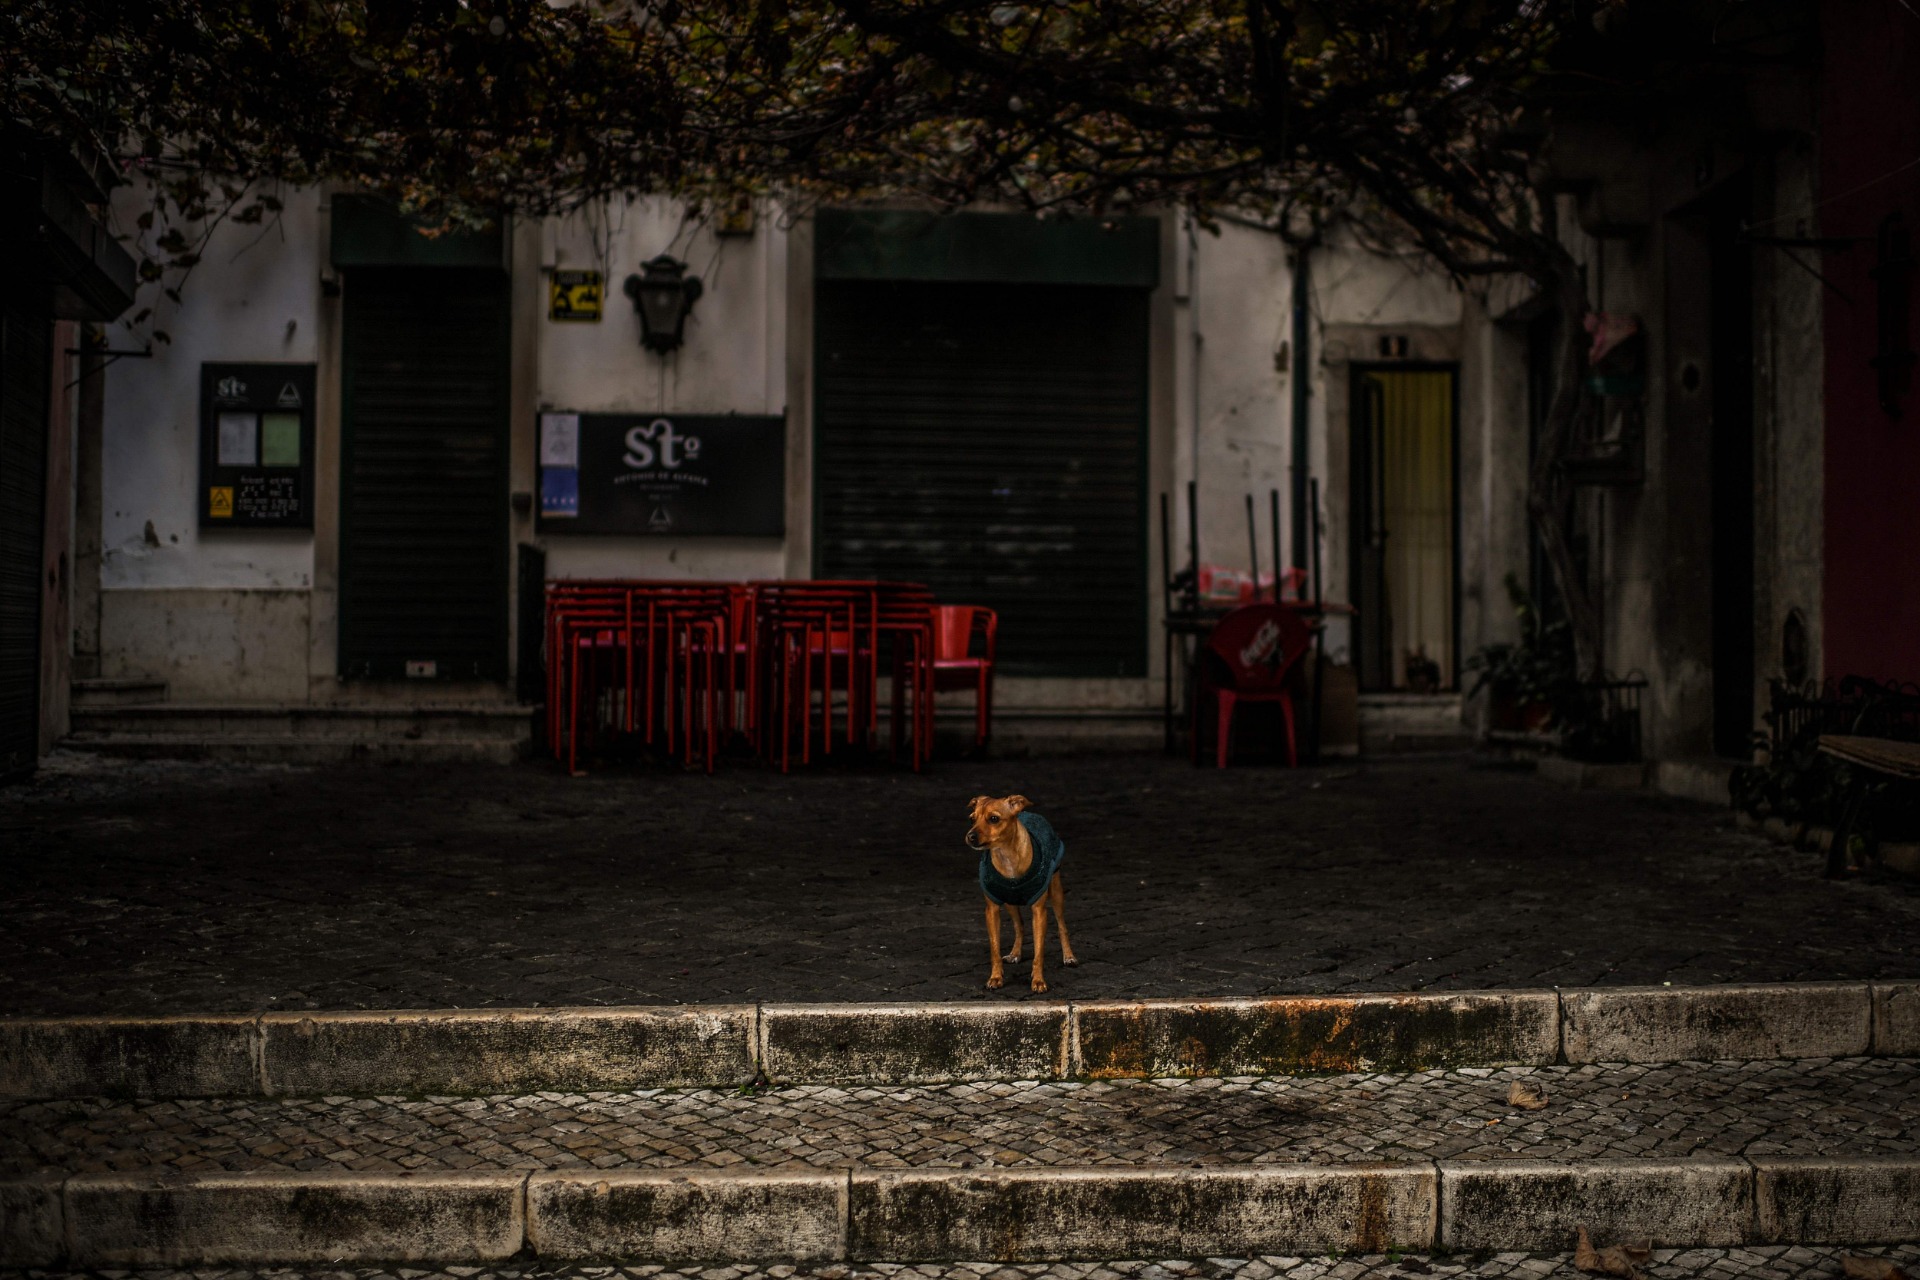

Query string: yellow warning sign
[549,270,603,322]
[209,486,234,518]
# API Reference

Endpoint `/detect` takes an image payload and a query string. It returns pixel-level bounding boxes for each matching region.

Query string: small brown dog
[966,794,1077,992]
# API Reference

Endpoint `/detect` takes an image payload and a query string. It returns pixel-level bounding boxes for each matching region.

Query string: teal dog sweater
[979,811,1066,907]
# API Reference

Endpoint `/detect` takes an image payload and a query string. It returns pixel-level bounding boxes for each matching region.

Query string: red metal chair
[1193,603,1314,767]
[932,606,998,751]
[543,580,740,773]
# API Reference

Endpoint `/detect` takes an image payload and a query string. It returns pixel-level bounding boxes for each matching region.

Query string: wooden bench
[1817,734,1920,875]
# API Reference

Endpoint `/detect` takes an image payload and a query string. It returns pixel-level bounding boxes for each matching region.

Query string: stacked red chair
[1192,602,1314,767]
[544,580,744,774]
[541,578,946,773]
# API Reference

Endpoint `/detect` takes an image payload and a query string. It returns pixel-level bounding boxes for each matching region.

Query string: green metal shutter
[0,309,50,778]
[339,267,511,680]
[815,280,1149,678]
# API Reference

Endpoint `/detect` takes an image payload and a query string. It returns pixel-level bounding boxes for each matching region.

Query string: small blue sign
[541,466,579,518]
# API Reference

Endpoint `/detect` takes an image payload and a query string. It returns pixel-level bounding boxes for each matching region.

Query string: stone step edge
[4,981,1916,1101]
[3,1155,1915,1267]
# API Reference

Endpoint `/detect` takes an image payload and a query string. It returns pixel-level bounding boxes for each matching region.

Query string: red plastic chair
[932,606,998,751]
[1193,603,1313,767]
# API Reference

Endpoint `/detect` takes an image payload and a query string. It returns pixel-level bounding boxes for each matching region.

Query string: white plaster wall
[101,183,322,592]
[1184,221,1293,579]
[1173,222,1465,615]
[537,198,789,583]
[1312,241,1465,331]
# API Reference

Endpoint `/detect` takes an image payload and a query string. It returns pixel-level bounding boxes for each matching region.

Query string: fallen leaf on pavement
[1843,1257,1911,1280]
[1574,1226,1651,1278]
[1508,1079,1550,1110]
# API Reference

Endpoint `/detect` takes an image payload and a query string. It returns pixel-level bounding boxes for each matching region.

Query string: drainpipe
[1187,216,1203,497]
[1288,243,1312,571]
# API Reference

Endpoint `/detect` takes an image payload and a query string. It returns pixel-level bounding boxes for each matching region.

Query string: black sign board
[198,362,316,529]
[539,412,785,536]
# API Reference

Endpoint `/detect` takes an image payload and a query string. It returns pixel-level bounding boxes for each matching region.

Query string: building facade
[69,190,1513,752]
[35,0,1911,772]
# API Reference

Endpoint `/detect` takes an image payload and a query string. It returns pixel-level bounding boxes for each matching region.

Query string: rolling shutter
[339,267,510,680]
[815,280,1149,678]
[0,309,51,778]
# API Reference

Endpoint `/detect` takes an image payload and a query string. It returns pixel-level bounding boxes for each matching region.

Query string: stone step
[69,678,169,709]
[1358,694,1471,754]
[69,703,535,741]
[3,1058,1915,1265]
[59,734,525,765]
[10,1246,1920,1280]
[940,709,1163,757]
[63,703,535,763]
[6,983,1915,1102]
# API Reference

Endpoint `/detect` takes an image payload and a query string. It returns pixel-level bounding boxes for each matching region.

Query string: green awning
[816,209,1160,288]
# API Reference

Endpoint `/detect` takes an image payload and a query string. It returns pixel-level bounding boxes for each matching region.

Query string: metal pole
[1270,489,1282,600]
[1289,245,1313,573]
[1245,493,1259,604]
[1186,479,1199,602]
[1309,477,1325,764]
[1161,492,1174,753]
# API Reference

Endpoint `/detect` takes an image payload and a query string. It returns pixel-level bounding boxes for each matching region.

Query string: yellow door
[1354,369,1456,691]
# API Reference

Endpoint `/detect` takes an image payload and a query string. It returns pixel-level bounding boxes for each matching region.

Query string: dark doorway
[1709,180,1756,758]
[1350,365,1460,692]
[339,267,511,681]
[813,280,1150,678]
[0,308,51,779]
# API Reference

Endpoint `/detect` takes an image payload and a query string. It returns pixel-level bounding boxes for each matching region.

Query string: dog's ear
[1005,794,1029,813]
[968,795,992,813]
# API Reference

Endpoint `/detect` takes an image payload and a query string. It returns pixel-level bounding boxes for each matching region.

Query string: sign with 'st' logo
[538,412,784,536]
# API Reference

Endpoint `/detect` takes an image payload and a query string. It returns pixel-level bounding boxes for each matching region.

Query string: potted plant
[1465,574,1577,733]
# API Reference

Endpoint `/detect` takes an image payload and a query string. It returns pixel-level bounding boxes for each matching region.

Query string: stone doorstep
[3,982,1917,1102]
[3,1157,1916,1267]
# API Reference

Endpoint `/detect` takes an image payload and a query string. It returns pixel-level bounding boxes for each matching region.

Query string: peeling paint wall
[96,184,323,702]
[101,188,322,595]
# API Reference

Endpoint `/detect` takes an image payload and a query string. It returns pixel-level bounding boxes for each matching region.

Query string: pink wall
[1822,0,1920,681]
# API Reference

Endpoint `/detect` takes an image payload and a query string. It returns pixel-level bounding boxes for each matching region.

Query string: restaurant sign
[538,411,785,536]
[198,362,316,529]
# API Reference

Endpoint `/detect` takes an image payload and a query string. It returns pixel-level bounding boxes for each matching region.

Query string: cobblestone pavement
[5,1058,1914,1176]
[4,751,1920,1016]
[8,1245,1920,1279]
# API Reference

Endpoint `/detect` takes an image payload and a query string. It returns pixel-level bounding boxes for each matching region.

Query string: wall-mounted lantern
[623,254,703,353]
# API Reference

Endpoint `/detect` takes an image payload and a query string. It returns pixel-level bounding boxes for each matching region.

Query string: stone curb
[1753,1156,1920,1245]
[1437,1158,1753,1250]
[6,1157,1917,1266]
[3,981,1916,1100]
[55,1169,527,1266]
[758,1002,1070,1085]
[527,1168,846,1263]
[261,1005,757,1096]
[846,1164,1437,1261]
[1560,982,1873,1063]
[1073,991,1559,1077]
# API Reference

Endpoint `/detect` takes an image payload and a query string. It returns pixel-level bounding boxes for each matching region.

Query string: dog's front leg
[985,899,1005,989]
[1029,900,1049,992]
[1003,903,1025,961]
